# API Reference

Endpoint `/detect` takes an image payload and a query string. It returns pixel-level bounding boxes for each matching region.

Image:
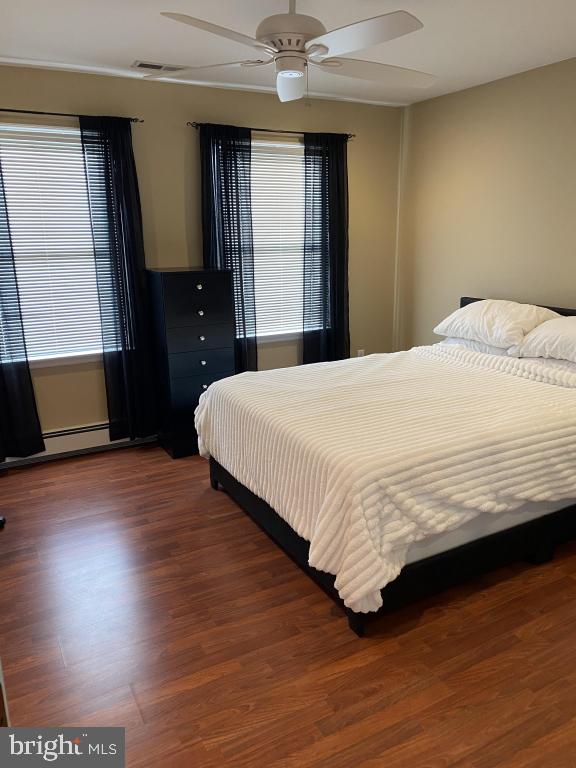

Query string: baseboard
[2,424,157,469]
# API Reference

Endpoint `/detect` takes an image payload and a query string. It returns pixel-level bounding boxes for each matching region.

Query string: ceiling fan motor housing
[256,13,326,52]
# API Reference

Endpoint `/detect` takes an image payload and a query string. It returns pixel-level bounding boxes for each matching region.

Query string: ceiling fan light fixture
[276,71,306,102]
[276,55,306,79]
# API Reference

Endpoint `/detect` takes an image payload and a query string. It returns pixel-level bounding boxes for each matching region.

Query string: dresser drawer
[164,272,234,328]
[166,324,234,354]
[169,348,234,379]
[170,372,234,411]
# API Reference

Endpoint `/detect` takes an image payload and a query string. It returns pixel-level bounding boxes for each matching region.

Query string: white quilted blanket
[195,345,576,612]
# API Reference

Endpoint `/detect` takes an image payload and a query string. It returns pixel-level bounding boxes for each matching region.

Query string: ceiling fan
[149,1,435,102]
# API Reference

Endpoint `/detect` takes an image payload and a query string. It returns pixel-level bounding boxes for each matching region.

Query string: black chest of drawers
[148,268,236,458]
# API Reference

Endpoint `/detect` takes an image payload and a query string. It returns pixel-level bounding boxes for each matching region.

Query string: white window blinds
[0,119,102,361]
[251,135,305,337]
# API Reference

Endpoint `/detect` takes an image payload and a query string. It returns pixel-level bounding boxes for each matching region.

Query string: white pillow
[434,299,559,349]
[509,316,576,362]
[438,337,509,356]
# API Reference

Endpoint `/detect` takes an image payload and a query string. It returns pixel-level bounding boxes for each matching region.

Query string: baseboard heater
[2,423,157,469]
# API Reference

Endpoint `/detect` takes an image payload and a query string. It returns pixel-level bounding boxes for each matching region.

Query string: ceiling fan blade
[143,59,271,80]
[276,73,306,102]
[160,12,276,53]
[312,58,435,89]
[306,11,423,59]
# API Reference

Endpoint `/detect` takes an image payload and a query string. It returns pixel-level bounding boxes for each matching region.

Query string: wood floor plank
[2,445,576,767]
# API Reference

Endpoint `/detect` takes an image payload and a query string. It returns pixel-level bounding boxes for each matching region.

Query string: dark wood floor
[2,446,576,766]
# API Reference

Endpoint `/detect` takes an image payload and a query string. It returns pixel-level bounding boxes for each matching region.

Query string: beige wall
[399,57,576,348]
[32,362,108,433]
[15,55,575,432]
[0,65,402,432]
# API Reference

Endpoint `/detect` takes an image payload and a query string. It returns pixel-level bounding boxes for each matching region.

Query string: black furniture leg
[209,462,220,491]
[526,537,556,565]
[346,610,366,638]
[0,517,5,530]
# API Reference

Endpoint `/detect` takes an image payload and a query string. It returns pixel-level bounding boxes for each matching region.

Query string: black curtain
[80,117,157,441]
[199,123,257,372]
[303,133,350,363]
[0,160,44,460]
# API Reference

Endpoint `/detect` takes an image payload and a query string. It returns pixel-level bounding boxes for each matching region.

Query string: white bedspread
[195,345,576,613]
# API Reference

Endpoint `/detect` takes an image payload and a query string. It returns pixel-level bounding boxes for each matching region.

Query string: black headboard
[460,297,576,318]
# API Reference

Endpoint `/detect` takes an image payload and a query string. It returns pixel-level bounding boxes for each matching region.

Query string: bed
[195,297,576,636]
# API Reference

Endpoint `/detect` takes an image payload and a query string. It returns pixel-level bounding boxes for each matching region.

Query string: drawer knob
[197,310,205,317]
[202,384,208,390]
[199,335,206,342]
[196,283,203,291]
[200,360,207,366]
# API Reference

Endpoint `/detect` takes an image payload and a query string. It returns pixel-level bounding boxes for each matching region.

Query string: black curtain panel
[303,133,350,363]
[0,160,44,460]
[199,123,257,372]
[80,116,157,441]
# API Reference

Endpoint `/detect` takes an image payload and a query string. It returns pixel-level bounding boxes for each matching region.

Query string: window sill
[256,332,302,344]
[29,352,103,370]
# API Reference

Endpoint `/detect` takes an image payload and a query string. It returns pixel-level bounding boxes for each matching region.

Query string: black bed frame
[209,297,576,636]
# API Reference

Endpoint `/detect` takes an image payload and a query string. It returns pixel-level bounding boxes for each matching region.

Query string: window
[251,135,305,338]
[0,119,102,362]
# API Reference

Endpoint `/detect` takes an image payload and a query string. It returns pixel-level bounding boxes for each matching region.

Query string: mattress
[405,497,566,563]
[195,345,576,613]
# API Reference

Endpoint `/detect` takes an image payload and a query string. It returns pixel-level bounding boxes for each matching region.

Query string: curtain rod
[0,108,144,123]
[186,121,354,139]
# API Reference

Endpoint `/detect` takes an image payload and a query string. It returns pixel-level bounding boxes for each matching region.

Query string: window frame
[250,132,307,343]
[256,330,302,345]
[27,351,103,370]
[0,116,104,367]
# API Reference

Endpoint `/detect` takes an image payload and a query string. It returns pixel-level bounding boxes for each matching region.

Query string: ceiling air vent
[132,60,185,73]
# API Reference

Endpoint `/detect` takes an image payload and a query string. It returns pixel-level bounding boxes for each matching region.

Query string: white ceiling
[1,0,576,105]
